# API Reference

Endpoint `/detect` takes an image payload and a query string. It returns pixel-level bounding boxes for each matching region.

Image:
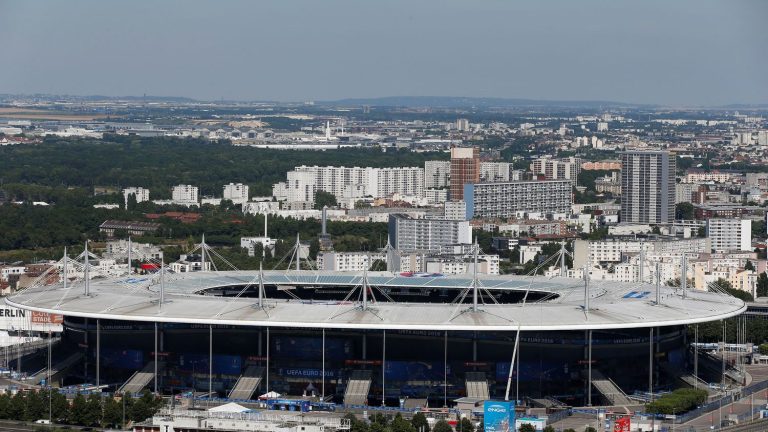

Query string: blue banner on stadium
[484,401,514,432]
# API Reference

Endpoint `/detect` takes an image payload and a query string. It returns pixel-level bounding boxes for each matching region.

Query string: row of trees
[0,390,161,427]
[645,388,708,414]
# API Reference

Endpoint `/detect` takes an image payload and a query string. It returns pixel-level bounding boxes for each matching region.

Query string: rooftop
[6,270,745,332]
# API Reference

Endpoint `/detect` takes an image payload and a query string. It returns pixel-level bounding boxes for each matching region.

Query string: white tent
[259,391,281,400]
[208,402,251,413]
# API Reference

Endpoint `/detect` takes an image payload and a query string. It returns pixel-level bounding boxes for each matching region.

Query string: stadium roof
[6,270,745,331]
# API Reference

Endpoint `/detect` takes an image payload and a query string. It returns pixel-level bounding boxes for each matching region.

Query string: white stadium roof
[6,270,745,331]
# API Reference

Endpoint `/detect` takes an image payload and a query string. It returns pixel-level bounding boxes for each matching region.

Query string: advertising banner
[483,401,514,432]
[613,416,630,432]
[0,306,63,333]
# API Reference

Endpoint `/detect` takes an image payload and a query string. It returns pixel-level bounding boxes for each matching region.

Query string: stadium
[4,243,746,409]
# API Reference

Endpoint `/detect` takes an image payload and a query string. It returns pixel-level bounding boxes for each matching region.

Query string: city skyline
[0,0,766,106]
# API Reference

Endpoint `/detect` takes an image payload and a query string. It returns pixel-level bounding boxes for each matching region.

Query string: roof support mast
[84,240,90,297]
[62,247,68,290]
[201,234,206,272]
[472,239,479,312]
[127,236,132,276]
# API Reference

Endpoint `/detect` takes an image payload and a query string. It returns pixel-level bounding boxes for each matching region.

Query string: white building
[223,183,249,205]
[480,162,519,183]
[103,239,162,262]
[530,157,581,185]
[122,187,150,208]
[243,200,281,215]
[707,218,752,252]
[316,251,384,272]
[573,237,711,269]
[456,118,470,132]
[424,188,448,204]
[463,180,572,220]
[172,185,199,204]
[424,161,451,188]
[444,201,467,221]
[389,214,472,253]
[274,166,424,205]
[241,237,277,257]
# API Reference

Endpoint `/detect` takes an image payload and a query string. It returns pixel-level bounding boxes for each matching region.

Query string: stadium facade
[6,268,745,407]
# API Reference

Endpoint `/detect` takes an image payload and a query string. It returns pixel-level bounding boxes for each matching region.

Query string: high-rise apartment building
[530,157,581,185]
[122,187,150,208]
[620,151,675,224]
[480,162,521,182]
[388,214,472,252]
[223,183,249,204]
[274,166,424,203]
[450,147,479,201]
[463,180,572,219]
[706,218,751,252]
[424,161,451,188]
[171,185,199,204]
[456,118,470,132]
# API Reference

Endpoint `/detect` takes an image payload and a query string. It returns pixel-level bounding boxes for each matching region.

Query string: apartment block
[463,180,572,220]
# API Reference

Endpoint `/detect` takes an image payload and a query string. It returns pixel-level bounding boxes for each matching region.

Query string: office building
[388,214,471,252]
[620,151,675,224]
[707,218,752,252]
[450,147,479,201]
[172,184,199,204]
[462,180,572,220]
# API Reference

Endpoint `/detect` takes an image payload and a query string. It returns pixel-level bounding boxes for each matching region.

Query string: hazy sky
[0,0,766,106]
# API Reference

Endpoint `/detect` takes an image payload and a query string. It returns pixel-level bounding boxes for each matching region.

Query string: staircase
[228,365,265,400]
[27,352,83,385]
[465,371,490,400]
[118,361,163,394]
[344,370,372,405]
[590,370,632,406]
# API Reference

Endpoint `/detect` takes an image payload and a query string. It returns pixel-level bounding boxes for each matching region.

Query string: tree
[518,424,535,432]
[103,397,123,427]
[457,418,474,432]
[584,427,597,432]
[131,391,161,422]
[745,260,755,271]
[759,343,768,355]
[8,392,25,420]
[126,193,138,211]
[370,422,387,432]
[345,414,371,432]
[24,390,45,421]
[391,413,417,432]
[0,393,9,419]
[314,191,338,209]
[83,394,103,426]
[758,273,768,298]
[432,420,453,432]
[543,426,555,432]
[369,412,389,426]
[51,391,69,423]
[675,202,695,220]
[411,412,430,432]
